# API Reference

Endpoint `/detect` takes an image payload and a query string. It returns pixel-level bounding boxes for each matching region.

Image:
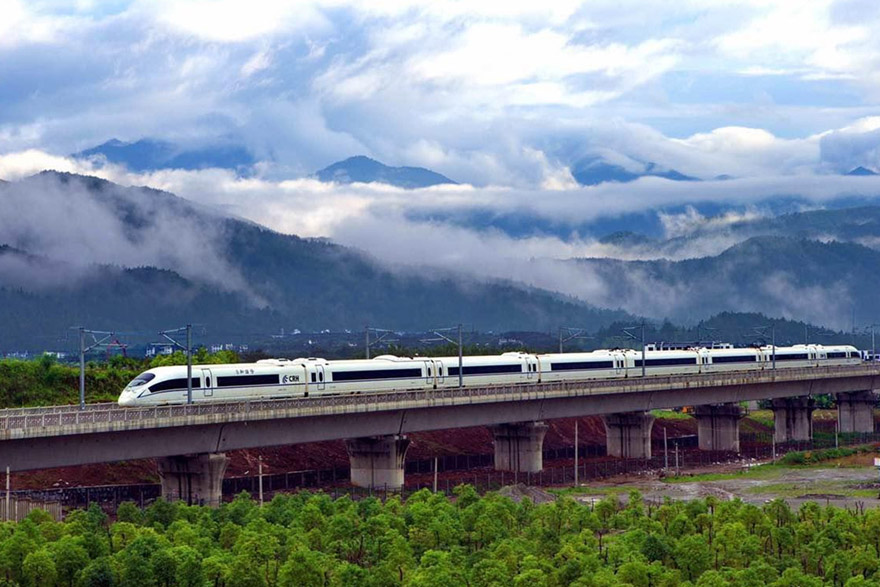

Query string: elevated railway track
[1,364,877,503]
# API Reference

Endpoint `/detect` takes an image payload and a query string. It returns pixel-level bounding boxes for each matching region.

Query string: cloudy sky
[2,0,880,184]
[3,0,880,325]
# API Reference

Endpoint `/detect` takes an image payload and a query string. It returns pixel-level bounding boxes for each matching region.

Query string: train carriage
[118,344,864,407]
[537,350,626,382]
[433,352,534,388]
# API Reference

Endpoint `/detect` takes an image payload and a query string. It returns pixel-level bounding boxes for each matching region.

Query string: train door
[698,349,710,374]
[613,352,624,377]
[436,360,446,385]
[526,356,535,380]
[201,368,214,398]
[424,360,436,389]
[316,364,326,391]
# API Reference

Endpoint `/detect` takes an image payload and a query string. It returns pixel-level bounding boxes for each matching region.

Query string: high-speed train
[117,344,862,407]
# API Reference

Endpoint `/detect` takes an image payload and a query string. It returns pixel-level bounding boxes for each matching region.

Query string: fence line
[0,497,63,521]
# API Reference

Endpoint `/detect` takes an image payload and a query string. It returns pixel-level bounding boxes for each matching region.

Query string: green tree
[227,554,266,587]
[78,556,117,587]
[409,550,466,587]
[22,548,57,587]
[278,549,332,587]
[675,534,712,582]
[172,545,204,587]
[116,503,143,525]
[50,535,89,587]
[0,528,37,584]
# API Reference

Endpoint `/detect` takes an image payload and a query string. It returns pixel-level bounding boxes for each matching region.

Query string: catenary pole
[79,327,85,410]
[772,325,776,371]
[458,323,463,388]
[74,327,115,410]
[641,321,646,377]
[186,324,193,405]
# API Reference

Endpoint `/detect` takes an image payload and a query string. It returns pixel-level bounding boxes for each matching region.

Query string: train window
[126,373,155,388]
[149,377,199,393]
[551,361,614,371]
[319,372,323,382]
[448,364,522,376]
[217,374,279,387]
[311,373,316,383]
[333,368,422,381]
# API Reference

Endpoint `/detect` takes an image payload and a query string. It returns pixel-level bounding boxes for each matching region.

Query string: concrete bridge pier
[490,421,548,473]
[602,412,655,458]
[157,453,228,507]
[836,391,876,433]
[345,435,410,490]
[771,396,815,443]
[694,403,742,452]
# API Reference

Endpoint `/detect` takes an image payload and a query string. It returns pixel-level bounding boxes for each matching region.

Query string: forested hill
[6,486,880,586]
[0,172,628,350]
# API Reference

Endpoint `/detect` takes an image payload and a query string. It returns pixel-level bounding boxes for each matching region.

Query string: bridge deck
[2,364,877,440]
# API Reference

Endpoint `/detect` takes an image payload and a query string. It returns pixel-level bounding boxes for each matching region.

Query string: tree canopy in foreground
[3,487,880,586]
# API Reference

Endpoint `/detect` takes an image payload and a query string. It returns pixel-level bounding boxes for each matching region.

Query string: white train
[117,344,861,407]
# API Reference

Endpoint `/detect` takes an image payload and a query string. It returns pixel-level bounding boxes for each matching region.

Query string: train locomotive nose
[117,391,135,407]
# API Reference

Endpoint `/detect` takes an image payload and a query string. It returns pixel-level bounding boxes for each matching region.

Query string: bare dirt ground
[572,453,880,509]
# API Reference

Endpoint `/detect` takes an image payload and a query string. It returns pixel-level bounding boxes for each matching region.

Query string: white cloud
[150,0,328,43]
[716,1,876,80]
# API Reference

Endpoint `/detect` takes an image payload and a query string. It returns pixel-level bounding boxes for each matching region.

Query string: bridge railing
[0,364,876,432]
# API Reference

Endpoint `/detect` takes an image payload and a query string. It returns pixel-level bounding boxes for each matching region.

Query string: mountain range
[313,155,457,188]
[571,157,699,185]
[0,172,626,351]
[73,138,256,173]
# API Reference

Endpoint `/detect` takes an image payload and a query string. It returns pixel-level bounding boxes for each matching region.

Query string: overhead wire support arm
[159,324,194,404]
[364,325,397,359]
[558,326,593,353]
[422,324,464,388]
[622,321,647,377]
[863,324,880,361]
[71,327,116,410]
[750,324,777,371]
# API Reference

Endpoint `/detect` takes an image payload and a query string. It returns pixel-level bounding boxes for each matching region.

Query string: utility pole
[574,420,579,487]
[664,427,669,472]
[72,327,115,410]
[258,456,264,506]
[623,322,647,377]
[160,325,195,404]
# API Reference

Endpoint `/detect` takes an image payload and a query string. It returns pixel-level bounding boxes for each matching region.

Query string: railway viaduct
[0,364,878,505]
